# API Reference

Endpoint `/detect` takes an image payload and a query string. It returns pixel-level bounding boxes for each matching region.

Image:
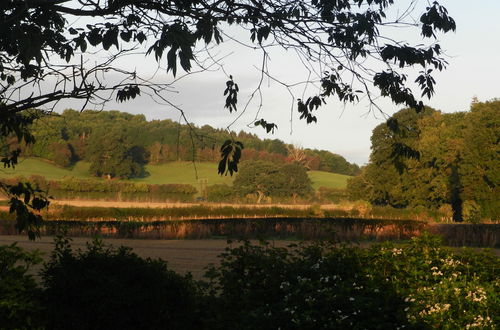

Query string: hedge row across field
[0,218,498,247]
[0,202,457,223]
[1,176,198,202]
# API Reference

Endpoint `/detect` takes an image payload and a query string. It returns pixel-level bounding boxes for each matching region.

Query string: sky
[52,0,500,165]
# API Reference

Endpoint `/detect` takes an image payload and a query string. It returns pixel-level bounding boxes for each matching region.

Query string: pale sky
[51,1,500,165]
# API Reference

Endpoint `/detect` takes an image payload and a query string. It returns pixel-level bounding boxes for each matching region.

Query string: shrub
[463,200,482,224]
[207,184,234,202]
[203,235,499,329]
[204,241,408,329]
[438,204,453,222]
[0,244,43,329]
[351,200,372,217]
[41,236,202,330]
[317,187,349,203]
[28,174,49,191]
[307,204,324,217]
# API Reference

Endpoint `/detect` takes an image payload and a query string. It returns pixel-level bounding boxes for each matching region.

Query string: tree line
[1,109,360,179]
[348,99,499,221]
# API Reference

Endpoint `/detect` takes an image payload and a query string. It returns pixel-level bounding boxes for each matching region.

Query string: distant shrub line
[1,176,197,202]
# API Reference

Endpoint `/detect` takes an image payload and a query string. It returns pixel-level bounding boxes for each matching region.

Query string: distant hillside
[0,158,350,190]
[1,109,360,180]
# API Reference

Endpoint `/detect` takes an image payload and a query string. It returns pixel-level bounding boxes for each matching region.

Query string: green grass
[0,158,350,189]
[132,162,234,186]
[0,158,90,180]
[308,170,350,189]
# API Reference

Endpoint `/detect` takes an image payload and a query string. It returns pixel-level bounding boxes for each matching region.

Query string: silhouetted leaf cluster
[254,119,277,133]
[374,71,425,112]
[250,25,271,43]
[218,139,244,176]
[420,2,456,38]
[223,76,239,113]
[116,85,141,102]
[5,182,49,240]
[297,97,323,124]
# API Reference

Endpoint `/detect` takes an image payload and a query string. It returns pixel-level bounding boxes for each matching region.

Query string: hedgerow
[1,176,197,202]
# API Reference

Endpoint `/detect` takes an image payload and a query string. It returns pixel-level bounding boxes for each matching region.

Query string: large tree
[233,160,313,203]
[87,127,148,179]
[460,100,500,219]
[348,100,500,221]
[0,0,456,236]
[233,160,281,203]
[352,107,435,208]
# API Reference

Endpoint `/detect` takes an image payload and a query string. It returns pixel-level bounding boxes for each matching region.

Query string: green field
[0,158,350,189]
[134,162,234,186]
[308,170,350,190]
[0,158,90,180]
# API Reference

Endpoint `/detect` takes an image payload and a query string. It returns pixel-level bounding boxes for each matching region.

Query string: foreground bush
[204,235,499,329]
[41,236,202,330]
[0,234,498,329]
[0,244,43,329]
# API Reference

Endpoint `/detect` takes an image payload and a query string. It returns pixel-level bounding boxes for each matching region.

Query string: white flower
[466,287,487,303]
[465,315,493,328]
[392,248,402,256]
[418,303,450,316]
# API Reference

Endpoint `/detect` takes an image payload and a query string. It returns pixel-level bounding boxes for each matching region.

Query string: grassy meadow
[0,158,91,180]
[0,158,350,190]
[308,170,350,189]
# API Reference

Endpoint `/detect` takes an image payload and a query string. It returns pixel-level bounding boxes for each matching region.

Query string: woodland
[1,109,360,179]
[348,100,499,221]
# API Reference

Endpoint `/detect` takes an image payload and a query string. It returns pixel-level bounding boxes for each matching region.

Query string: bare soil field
[2,235,498,282]
[0,235,292,280]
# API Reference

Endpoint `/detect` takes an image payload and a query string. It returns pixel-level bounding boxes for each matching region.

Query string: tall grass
[0,218,497,247]
[0,202,463,223]
[0,218,425,240]
[0,203,451,222]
